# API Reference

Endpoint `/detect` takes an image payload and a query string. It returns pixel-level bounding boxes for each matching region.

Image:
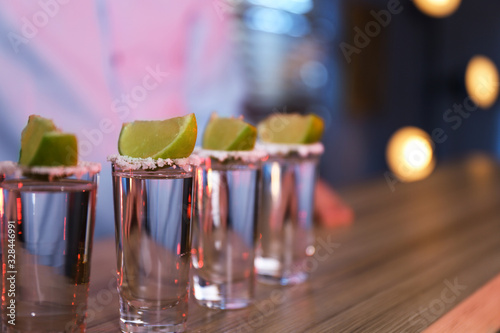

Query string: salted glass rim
[193,147,268,164]
[255,142,324,157]
[0,161,101,180]
[107,154,201,172]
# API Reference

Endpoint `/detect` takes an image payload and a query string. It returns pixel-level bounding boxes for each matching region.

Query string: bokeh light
[413,0,461,18]
[300,61,328,89]
[465,55,499,109]
[386,127,436,182]
[248,0,313,15]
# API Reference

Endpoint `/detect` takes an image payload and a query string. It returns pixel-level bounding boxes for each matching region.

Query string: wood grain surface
[86,155,500,332]
[424,273,500,333]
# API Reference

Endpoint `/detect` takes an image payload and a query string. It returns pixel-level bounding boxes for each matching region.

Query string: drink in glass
[111,157,196,332]
[0,162,100,332]
[191,151,264,309]
[255,143,323,285]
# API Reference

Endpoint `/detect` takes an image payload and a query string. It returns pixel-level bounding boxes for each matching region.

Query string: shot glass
[110,155,199,332]
[191,150,265,309]
[254,143,323,285]
[0,161,101,332]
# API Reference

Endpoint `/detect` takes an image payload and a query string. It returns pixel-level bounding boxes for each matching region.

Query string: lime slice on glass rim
[118,113,197,159]
[258,114,324,144]
[19,115,78,166]
[202,114,257,151]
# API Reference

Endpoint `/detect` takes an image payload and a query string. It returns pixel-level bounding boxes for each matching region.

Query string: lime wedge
[19,115,57,165]
[19,115,78,166]
[202,115,257,151]
[118,114,197,159]
[258,114,324,144]
[29,133,78,166]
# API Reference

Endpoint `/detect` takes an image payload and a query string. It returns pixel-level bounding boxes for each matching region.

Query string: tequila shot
[0,162,100,332]
[110,155,198,332]
[191,150,265,310]
[255,143,323,285]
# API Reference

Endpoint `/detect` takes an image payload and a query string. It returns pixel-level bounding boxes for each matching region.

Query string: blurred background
[236,0,500,186]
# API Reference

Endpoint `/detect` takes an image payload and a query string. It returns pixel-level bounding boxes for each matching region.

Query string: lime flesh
[118,114,197,159]
[28,133,78,166]
[203,116,257,151]
[258,114,324,144]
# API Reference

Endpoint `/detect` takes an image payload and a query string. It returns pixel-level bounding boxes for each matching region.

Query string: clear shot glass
[254,143,324,285]
[191,150,265,310]
[0,161,101,332]
[110,155,199,333]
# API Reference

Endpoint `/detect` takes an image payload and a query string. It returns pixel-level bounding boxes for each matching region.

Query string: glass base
[3,322,85,332]
[2,313,86,333]
[255,256,309,286]
[193,276,253,310]
[195,298,252,310]
[257,271,308,286]
[120,321,186,333]
[119,299,187,333]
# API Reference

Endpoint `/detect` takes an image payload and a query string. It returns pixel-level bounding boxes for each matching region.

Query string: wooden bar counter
[87,155,500,332]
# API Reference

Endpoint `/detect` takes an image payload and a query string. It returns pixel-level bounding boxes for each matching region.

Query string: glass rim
[108,154,200,172]
[263,154,321,164]
[0,161,101,181]
[255,142,324,157]
[193,147,268,164]
[111,162,194,174]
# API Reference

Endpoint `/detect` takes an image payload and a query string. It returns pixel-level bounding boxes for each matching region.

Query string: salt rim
[194,147,268,163]
[0,161,101,180]
[0,161,19,177]
[255,142,324,157]
[108,154,201,171]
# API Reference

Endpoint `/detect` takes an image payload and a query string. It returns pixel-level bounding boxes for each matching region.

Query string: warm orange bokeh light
[386,127,436,182]
[413,0,461,18]
[465,55,499,109]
